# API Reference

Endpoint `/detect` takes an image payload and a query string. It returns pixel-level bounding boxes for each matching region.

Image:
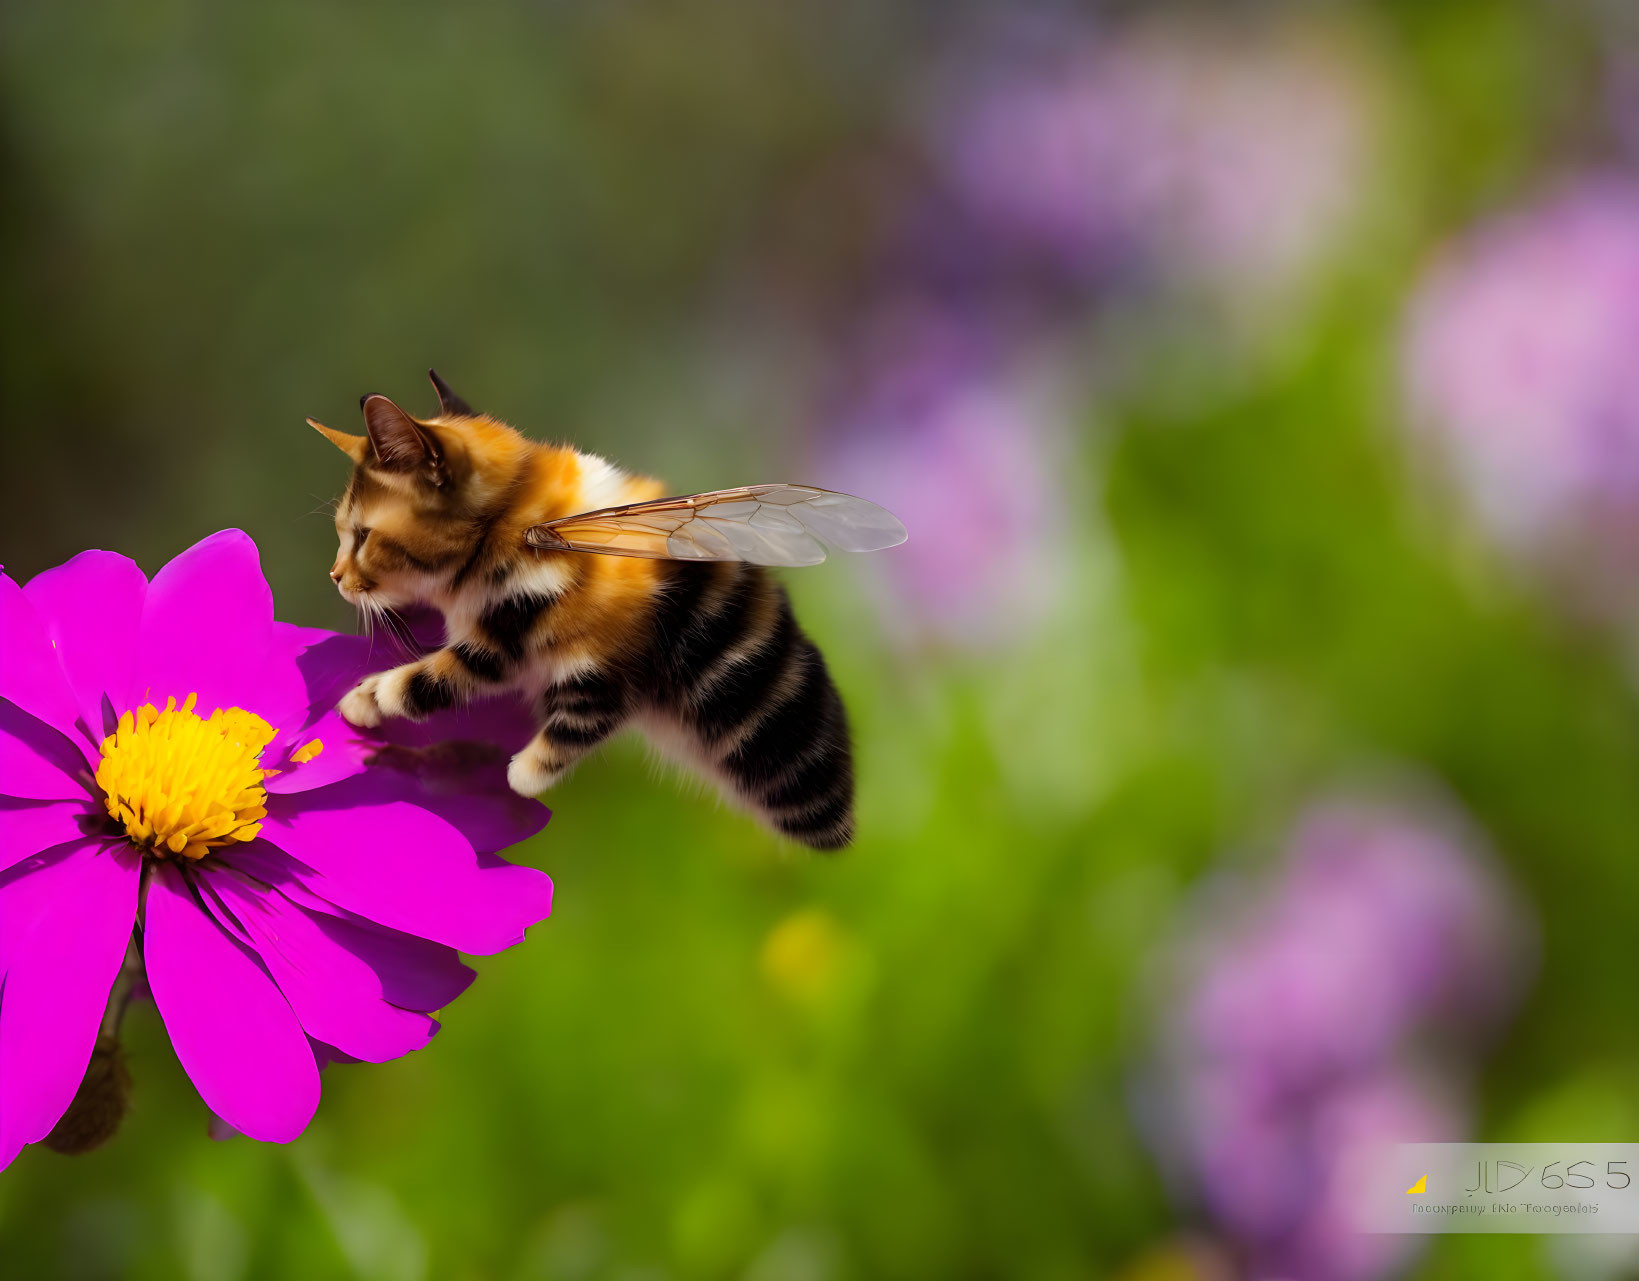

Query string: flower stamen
[95,694,275,860]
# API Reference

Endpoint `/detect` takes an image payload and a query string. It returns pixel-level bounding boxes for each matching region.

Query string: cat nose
[329,564,344,583]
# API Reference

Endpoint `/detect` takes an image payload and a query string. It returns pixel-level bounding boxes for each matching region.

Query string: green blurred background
[5,1,1639,1278]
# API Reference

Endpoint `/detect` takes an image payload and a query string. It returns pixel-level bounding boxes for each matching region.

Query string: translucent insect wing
[788,490,908,553]
[529,484,904,566]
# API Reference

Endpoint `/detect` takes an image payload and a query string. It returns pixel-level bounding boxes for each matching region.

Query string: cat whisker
[377,604,419,657]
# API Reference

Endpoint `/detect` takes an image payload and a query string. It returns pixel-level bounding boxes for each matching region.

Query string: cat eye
[354,527,371,548]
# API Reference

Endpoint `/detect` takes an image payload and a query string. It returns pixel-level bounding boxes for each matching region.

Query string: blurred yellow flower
[759,908,849,1003]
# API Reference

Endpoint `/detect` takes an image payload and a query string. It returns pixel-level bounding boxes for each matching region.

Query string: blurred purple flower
[813,301,1066,646]
[0,531,552,1166]
[1186,802,1525,1089]
[925,17,1377,314]
[1144,793,1531,1281]
[1403,176,1639,611]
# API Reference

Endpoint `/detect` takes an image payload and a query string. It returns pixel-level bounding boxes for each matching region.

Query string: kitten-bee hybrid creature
[310,371,906,851]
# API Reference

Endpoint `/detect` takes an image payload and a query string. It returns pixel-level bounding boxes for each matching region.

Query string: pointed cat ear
[360,394,448,486]
[427,368,476,417]
[307,417,369,464]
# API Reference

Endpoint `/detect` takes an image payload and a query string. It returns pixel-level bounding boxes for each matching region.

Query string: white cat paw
[338,675,385,728]
[507,752,564,798]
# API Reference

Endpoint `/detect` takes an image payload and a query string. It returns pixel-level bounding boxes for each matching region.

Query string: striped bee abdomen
[654,564,855,851]
[321,378,896,847]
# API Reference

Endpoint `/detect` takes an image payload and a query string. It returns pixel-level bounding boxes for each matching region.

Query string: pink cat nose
[329,565,344,583]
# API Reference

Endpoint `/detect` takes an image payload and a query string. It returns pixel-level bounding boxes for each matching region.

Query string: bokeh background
[5,1,1639,1278]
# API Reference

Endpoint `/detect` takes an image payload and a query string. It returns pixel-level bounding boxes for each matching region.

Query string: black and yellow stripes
[450,640,506,684]
[402,666,457,716]
[540,669,629,750]
[343,560,857,850]
[653,563,856,851]
[324,385,865,847]
[355,646,487,723]
[506,669,633,791]
[690,604,797,742]
[477,591,558,664]
[723,641,853,849]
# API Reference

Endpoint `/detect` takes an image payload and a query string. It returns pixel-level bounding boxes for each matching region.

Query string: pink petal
[143,862,319,1143]
[0,800,96,874]
[332,743,549,853]
[0,573,83,741]
[24,551,148,736]
[263,709,369,795]
[409,788,551,857]
[271,625,372,739]
[0,841,139,1169]
[217,846,475,1011]
[281,627,376,722]
[383,690,540,755]
[132,531,306,728]
[201,869,438,1063]
[265,624,541,801]
[256,784,553,954]
[310,918,474,1012]
[261,629,386,793]
[275,622,346,656]
[0,700,94,803]
[308,1040,363,1076]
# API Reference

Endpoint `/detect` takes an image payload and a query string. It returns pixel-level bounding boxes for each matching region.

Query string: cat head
[310,370,533,610]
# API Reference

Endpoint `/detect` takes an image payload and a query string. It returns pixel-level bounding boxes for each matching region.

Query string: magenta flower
[0,530,552,1167]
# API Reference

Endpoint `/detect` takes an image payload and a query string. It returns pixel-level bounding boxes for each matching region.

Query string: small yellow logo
[1405,1176,1428,1195]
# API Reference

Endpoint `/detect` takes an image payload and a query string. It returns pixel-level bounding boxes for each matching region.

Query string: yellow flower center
[95,694,276,861]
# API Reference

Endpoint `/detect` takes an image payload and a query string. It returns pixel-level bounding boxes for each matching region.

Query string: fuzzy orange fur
[312,374,856,849]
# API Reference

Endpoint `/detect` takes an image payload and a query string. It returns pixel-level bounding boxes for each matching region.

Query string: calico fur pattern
[319,375,854,851]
